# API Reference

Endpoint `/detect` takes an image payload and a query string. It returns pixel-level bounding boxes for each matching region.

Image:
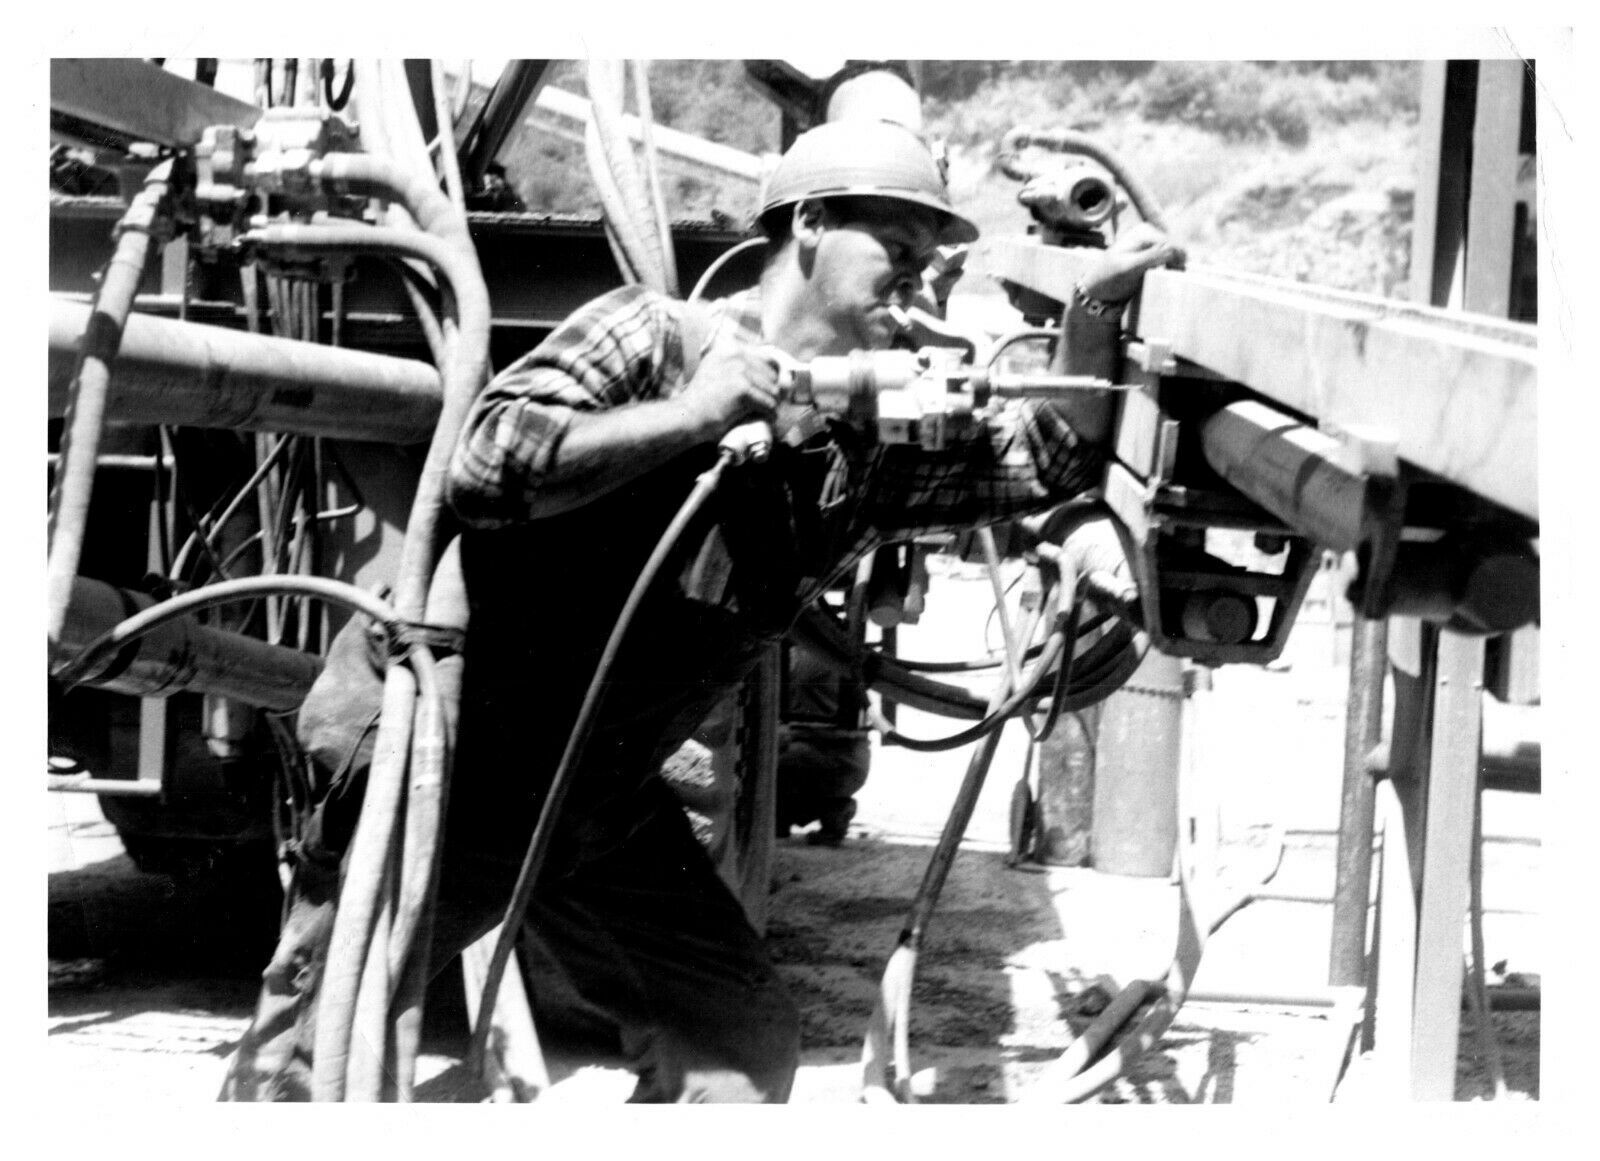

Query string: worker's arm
[504,343,777,518]
[1042,223,1186,445]
[447,289,777,526]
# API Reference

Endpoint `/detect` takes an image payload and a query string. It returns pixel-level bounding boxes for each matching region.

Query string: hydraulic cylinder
[53,576,321,711]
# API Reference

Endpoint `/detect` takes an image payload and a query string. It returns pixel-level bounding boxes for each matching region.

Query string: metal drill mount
[775,346,1118,452]
[194,108,366,245]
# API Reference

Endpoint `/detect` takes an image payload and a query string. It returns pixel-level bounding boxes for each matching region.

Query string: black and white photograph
[32,28,1577,1129]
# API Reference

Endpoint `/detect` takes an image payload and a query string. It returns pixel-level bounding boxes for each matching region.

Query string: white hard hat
[760,119,978,246]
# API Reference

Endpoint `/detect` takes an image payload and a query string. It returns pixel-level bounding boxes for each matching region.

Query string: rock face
[1215,179,1415,296]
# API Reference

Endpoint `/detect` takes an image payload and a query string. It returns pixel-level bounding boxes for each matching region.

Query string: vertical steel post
[1410,630,1486,1099]
[1328,617,1389,988]
[1372,777,1418,1093]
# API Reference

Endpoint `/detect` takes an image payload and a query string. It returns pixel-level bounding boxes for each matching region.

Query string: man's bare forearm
[1048,304,1124,447]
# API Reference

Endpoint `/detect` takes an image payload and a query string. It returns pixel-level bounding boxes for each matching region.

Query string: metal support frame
[1408,630,1486,1098]
[1329,617,1387,994]
[51,58,261,151]
[984,238,1538,524]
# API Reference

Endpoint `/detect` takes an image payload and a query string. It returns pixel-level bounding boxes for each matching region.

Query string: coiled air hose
[467,449,735,1071]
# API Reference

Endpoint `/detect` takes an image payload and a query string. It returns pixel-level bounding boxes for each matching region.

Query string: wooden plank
[1135,267,1538,522]
[1410,631,1486,1099]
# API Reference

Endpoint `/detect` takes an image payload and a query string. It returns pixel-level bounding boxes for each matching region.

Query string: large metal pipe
[50,298,443,442]
[1200,400,1370,552]
[53,576,321,711]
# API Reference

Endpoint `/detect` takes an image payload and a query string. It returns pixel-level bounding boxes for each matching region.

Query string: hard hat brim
[764,186,979,246]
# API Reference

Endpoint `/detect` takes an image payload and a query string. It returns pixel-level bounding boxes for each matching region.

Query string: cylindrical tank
[1032,705,1099,866]
[1090,649,1184,876]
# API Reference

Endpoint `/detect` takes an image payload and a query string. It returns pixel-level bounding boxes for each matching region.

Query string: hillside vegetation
[497,60,1421,299]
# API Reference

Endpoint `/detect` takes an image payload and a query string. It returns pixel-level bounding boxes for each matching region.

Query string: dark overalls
[220,446,821,1102]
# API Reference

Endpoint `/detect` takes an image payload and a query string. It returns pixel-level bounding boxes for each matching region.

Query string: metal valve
[772,346,1118,451]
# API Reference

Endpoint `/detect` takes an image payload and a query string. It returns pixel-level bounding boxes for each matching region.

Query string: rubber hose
[317,98,468,1097]
[47,161,173,655]
[55,570,404,672]
[1046,831,1283,1103]
[170,432,293,582]
[630,59,680,296]
[430,60,467,212]
[586,59,673,294]
[586,118,657,289]
[867,623,1143,752]
[385,546,468,1101]
[240,230,467,1100]
[687,237,766,304]
[999,127,1169,233]
[387,256,450,368]
[864,649,1028,1101]
[307,154,489,618]
[468,451,731,1070]
[300,153,487,1101]
[799,601,1142,731]
[1032,570,1083,742]
[867,632,1066,752]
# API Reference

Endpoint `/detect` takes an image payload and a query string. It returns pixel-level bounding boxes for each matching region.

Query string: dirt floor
[44,562,1542,1105]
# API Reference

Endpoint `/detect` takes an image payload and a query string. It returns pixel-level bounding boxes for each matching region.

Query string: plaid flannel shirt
[447,283,1103,603]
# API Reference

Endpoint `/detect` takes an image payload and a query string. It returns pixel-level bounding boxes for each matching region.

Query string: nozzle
[719,420,773,465]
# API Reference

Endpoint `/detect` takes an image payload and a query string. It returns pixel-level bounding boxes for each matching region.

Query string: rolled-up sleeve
[447,285,682,528]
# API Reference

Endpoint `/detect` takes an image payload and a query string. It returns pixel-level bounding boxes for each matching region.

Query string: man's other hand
[1079,223,1187,307]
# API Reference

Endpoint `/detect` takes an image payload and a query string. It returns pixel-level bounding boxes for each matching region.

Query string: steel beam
[982,240,1538,523]
[531,85,766,183]
[51,58,261,149]
[1136,267,1538,523]
[50,298,442,443]
[461,60,552,187]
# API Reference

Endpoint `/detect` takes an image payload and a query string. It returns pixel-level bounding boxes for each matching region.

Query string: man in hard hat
[223,116,1180,1103]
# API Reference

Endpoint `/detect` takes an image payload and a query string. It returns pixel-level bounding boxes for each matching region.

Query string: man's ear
[792,199,827,252]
